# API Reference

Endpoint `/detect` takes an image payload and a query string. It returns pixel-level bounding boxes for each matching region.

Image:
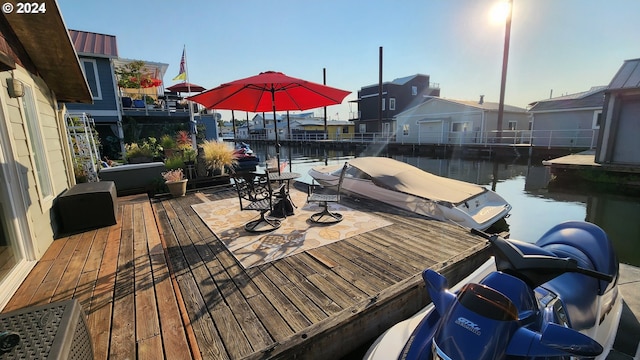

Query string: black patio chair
[306,162,348,224]
[232,171,285,232]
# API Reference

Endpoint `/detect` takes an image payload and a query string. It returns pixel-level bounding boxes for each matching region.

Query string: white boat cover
[348,157,485,204]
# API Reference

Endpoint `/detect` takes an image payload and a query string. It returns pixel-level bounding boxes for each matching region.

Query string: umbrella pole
[271,87,281,175]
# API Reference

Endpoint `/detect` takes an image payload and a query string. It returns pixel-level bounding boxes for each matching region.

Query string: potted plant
[73,158,88,183]
[124,137,162,163]
[124,143,153,163]
[162,168,188,197]
[164,154,185,170]
[160,134,177,157]
[200,140,238,176]
[175,130,191,150]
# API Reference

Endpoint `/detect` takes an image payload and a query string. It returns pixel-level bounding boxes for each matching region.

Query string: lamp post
[496,0,513,142]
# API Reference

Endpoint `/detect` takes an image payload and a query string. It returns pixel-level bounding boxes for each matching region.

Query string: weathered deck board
[152,186,490,359]
[2,194,194,360]
[4,184,490,360]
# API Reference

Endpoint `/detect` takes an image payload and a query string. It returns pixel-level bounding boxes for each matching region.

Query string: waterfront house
[0,2,92,309]
[289,119,354,140]
[394,96,529,145]
[65,30,124,159]
[528,86,606,149]
[249,112,310,140]
[355,74,440,136]
[596,58,640,167]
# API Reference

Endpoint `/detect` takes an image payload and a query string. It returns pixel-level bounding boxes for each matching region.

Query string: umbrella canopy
[166,82,206,93]
[187,71,350,174]
[187,71,350,112]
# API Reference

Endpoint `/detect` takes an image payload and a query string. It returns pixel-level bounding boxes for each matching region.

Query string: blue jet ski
[365,221,623,360]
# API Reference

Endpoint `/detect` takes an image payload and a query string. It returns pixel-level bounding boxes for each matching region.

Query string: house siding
[395,98,529,145]
[531,110,600,148]
[596,59,640,166]
[1,66,71,257]
[357,74,439,132]
[66,57,118,117]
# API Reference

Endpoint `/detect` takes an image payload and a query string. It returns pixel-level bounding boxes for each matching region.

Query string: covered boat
[233,142,260,171]
[308,157,511,230]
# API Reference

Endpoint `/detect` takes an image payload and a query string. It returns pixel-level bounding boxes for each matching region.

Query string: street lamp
[496,0,513,142]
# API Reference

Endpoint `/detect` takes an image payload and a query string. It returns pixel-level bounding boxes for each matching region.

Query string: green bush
[165,155,185,170]
[160,134,177,150]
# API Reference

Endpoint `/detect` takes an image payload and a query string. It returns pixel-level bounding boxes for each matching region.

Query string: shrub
[176,130,191,149]
[165,155,185,170]
[200,140,238,174]
[160,134,176,150]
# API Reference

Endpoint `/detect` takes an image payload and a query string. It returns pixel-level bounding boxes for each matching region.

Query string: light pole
[496,0,513,142]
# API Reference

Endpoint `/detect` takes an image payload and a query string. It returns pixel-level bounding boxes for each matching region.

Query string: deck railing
[234,129,599,149]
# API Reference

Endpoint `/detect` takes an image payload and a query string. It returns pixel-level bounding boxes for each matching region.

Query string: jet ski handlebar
[470,229,614,284]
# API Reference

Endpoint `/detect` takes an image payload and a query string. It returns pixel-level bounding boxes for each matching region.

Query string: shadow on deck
[2,186,491,359]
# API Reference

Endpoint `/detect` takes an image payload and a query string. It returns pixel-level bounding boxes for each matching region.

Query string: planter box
[98,162,166,196]
[187,175,230,189]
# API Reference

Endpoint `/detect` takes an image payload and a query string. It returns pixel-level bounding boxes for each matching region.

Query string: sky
[57,0,639,122]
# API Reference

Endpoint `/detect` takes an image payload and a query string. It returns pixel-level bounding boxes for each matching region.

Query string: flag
[172,48,187,81]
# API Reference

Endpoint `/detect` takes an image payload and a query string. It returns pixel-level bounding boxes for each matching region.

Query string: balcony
[120,92,200,118]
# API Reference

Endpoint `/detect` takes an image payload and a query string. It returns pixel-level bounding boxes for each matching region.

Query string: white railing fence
[233,129,599,149]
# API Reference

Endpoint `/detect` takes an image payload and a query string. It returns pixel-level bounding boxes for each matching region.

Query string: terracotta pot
[166,179,188,197]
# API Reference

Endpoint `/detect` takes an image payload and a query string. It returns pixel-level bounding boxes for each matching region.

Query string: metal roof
[608,58,640,90]
[361,74,431,90]
[431,97,528,113]
[68,30,118,58]
[528,86,606,112]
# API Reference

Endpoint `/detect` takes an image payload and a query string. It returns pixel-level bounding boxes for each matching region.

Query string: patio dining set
[231,163,347,233]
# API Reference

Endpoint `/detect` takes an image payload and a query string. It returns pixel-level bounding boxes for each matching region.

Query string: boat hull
[308,158,511,230]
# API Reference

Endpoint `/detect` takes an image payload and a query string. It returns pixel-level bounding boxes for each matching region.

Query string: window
[22,85,53,199]
[593,110,602,129]
[403,124,409,135]
[342,126,349,134]
[528,121,533,130]
[383,122,391,136]
[508,121,517,130]
[81,59,102,100]
[389,98,396,111]
[359,124,367,133]
[411,86,417,96]
[381,98,386,111]
[452,122,470,132]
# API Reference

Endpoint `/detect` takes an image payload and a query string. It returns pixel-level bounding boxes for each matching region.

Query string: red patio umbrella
[187,71,350,173]
[166,82,206,93]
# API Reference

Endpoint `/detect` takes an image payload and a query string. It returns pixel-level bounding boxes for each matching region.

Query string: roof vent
[479,95,484,105]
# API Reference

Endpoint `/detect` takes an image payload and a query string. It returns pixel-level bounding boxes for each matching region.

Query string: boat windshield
[331,165,371,180]
[457,283,518,321]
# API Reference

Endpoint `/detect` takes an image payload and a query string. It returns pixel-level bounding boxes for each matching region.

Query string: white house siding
[608,96,640,164]
[396,98,529,145]
[531,109,600,148]
[1,66,72,259]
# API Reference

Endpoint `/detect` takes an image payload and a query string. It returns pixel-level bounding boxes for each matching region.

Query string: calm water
[246,143,640,267]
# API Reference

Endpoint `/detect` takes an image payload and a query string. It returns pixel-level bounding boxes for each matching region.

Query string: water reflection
[246,143,640,266]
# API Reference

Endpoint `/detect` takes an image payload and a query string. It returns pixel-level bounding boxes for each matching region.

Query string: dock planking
[3,185,490,359]
[151,186,490,359]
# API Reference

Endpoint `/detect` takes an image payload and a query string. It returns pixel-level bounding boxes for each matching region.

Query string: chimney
[479,95,484,104]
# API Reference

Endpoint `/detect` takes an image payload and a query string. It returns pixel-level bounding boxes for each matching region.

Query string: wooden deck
[2,185,490,359]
